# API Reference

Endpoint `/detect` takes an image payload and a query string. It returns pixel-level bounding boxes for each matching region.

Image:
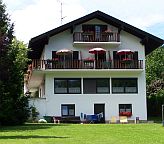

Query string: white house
[26,10,163,123]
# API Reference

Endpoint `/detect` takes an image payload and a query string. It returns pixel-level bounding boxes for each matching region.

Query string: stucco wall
[30,70,147,121]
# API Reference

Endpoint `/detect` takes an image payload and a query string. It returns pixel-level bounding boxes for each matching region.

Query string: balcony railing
[73,32,120,42]
[31,59,143,70]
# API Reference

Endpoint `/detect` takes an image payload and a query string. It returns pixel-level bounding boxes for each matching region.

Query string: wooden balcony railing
[31,59,143,70]
[73,32,120,42]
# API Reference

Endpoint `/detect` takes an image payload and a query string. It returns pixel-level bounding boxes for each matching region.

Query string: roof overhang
[28,10,164,59]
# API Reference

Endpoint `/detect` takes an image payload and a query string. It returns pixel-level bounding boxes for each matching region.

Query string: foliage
[146,46,164,117]
[0,0,30,125]
[29,106,39,122]
[147,79,164,97]
[146,46,164,85]
[0,124,164,144]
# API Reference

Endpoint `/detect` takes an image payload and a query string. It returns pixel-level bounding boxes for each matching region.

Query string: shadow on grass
[0,135,69,139]
[0,123,69,132]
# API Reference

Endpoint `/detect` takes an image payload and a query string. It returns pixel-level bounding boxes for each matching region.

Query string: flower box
[119,112,132,117]
[84,58,95,61]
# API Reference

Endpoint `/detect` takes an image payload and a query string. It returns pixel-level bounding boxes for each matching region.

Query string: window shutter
[133,51,138,60]
[113,51,119,60]
[52,51,57,59]
[73,51,79,60]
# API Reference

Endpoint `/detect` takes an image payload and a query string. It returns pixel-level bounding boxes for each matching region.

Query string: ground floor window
[112,78,138,93]
[61,104,75,116]
[119,104,132,117]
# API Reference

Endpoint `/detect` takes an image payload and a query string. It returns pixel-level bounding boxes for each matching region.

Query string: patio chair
[53,116,61,124]
[119,116,128,124]
[110,116,117,124]
[102,61,111,69]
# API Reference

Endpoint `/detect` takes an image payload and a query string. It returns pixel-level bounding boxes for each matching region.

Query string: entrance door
[94,104,105,123]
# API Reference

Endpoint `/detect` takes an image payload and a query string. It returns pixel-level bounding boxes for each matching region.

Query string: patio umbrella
[56,49,73,68]
[116,49,133,55]
[117,49,134,61]
[89,47,106,60]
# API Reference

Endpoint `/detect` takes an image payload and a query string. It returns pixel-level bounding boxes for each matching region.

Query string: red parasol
[116,49,134,55]
[56,49,73,55]
[89,48,106,60]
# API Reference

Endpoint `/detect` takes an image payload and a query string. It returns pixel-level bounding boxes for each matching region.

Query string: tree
[146,46,164,117]
[146,46,164,85]
[0,0,29,125]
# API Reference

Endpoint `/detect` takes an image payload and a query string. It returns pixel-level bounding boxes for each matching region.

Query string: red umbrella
[56,49,73,55]
[117,49,134,61]
[116,49,133,55]
[89,48,106,60]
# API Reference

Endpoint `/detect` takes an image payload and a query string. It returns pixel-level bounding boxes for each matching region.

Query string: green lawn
[0,123,164,144]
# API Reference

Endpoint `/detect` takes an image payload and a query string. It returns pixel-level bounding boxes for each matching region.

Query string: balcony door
[82,25,107,41]
[94,104,105,123]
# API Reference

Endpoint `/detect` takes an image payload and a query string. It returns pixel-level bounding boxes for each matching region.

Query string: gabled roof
[28,10,163,59]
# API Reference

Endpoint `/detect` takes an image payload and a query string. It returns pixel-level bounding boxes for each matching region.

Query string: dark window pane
[96,79,109,93]
[83,78,110,94]
[112,78,124,93]
[55,79,67,93]
[83,79,96,94]
[61,105,68,115]
[68,79,81,93]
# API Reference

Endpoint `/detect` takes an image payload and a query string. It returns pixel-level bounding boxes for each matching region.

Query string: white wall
[30,70,147,121]
[29,98,47,118]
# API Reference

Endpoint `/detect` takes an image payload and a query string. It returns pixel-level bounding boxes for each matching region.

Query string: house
[25,10,163,123]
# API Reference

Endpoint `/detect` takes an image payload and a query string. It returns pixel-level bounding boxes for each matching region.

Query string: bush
[0,96,30,125]
[29,106,39,122]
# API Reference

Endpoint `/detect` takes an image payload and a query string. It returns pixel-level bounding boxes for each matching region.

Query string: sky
[3,0,164,43]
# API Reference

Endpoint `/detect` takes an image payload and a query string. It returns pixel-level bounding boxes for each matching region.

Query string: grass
[0,123,164,144]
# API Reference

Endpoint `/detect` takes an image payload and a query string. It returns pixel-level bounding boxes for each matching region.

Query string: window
[54,78,81,94]
[61,104,75,116]
[83,78,110,94]
[119,104,132,117]
[112,78,138,93]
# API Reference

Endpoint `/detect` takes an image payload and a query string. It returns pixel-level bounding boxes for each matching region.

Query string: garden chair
[119,116,128,124]
[110,116,117,124]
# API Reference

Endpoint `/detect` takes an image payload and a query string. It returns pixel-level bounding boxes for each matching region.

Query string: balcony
[31,59,143,70]
[73,32,120,46]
